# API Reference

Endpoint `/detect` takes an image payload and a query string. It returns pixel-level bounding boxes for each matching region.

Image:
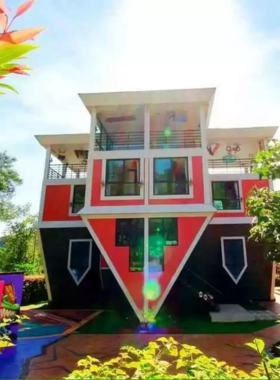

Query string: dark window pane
[69,241,91,283]
[105,159,140,196]
[115,219,144,272]
[148,218,178,272]
[223,239,246,280]
[72,185,85,213]
[212,181,241,210]
[154,158,189,195]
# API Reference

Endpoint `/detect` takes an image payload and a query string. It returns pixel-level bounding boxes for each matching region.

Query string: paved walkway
[1,297,280,379]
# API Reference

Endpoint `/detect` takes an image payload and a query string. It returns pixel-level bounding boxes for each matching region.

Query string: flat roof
[79,87,216,112]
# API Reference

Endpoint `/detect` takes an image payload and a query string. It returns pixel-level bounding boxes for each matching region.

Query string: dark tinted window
[223,238,246,280]
[72,185,86,213]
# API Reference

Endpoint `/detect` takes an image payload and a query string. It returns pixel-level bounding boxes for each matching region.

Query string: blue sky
[1,0,280,220]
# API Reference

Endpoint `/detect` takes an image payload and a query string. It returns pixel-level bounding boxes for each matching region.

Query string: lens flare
[164,128,171,137]
[143,279,161,300]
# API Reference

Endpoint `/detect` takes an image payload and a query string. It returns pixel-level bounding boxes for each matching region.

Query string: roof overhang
[79,88,216,113]
[79,204,216,218]
[35,133,89,148]
[207,126,278,139]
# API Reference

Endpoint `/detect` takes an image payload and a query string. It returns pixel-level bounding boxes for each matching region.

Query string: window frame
[150,157,193,199]
[211,179,243,212]
[67,239,92,285]
[69,183,86,216]
[220,236,248,284]
[101,158,144,200]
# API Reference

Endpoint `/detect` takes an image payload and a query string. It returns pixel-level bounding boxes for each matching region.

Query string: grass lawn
[76,309,276,335]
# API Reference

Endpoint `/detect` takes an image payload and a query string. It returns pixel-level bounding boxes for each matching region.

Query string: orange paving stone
[22,298,280,379]
[24,328,280,378]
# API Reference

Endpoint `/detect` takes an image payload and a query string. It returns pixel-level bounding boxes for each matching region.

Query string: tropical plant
[247,139,280,261]
[66,336,280,379]
[0,0,45,94]
[0,314,28,354]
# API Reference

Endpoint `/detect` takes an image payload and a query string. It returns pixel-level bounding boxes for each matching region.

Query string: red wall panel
[214,179,269,218]
[43,185,81,221]
[148,216,206,311]
[149,156,204,205]
[91,160,145,206]
[88,219,144,311]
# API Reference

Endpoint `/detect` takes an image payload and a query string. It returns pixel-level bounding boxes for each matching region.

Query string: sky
[1,0,280,219]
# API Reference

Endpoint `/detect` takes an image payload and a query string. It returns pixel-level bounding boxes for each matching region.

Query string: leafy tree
[0,151,23,222]
[0,212,43,274]
[0,0,45,94]
[247,139,280,261]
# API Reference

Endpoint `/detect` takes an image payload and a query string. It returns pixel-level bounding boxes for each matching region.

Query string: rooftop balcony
[48,163,87,179]
[208,158,253,174]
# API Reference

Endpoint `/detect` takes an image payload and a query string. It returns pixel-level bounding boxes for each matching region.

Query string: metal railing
[208,158,253,174]
[48,164,87,179]
[150,129,201,149]
[95,131,144,151]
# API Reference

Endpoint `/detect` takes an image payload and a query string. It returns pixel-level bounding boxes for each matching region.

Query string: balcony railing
[48,164,87,179]
[150,129,201,149]
[208,158,253,174]
[95,131,144,151]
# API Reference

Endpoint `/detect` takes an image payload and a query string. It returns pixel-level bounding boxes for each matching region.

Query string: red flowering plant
[0,0,44,94]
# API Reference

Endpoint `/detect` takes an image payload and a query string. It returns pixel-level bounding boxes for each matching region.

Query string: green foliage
[22,275,47,305]
[247,140,280,260]
[0,314,29,353]
[253,139,280,180]
[66,337,279,380]
[0,213,43,275]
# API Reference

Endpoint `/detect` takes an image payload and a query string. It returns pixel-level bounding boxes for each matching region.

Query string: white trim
[221,236,248,284]
[209,173,259,180]
[85,108,96,206]
[144,158,149,205]
[46,178,87,185]
[210,217,253,224]
[36,220,85,229]
[211,178,244,213]
[82,216,144,322]
[69,183,86,217]
[200,105,211,204]
[144,105,150,150]
[92,148,203,160]
[100,158,144,201]
[67,239,92,285]
[153,216,212,316]
[79,204,216,217]
[149,156,194,200]
[144,217,149,313]
[39,147,51,222]
[38,230,52,301]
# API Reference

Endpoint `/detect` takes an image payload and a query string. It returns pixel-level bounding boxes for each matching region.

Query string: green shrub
[22,275,48,306]
[66,337,280,379]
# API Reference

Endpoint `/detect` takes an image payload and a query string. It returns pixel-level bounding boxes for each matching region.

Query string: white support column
[143,217,149,316]
[85,108,97,207]
[144,106,150,205]
[200,106,211,205]
[38,146,51,222]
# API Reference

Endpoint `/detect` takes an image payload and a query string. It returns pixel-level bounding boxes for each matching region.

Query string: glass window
[115,219,144,272]
[105,159,140,196]
[71,185,86,213]
[212,181,241,210]
[221,238,247,283]
[68,240,92,285]
[154,158,189,195]
[148,218,178,272]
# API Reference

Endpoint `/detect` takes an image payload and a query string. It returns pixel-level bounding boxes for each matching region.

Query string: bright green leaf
[0,83,18,94]
[0,44,37,66]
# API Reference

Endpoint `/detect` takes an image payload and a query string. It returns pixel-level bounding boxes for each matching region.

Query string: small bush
[66,337,280,379]
[22,275,48,306]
